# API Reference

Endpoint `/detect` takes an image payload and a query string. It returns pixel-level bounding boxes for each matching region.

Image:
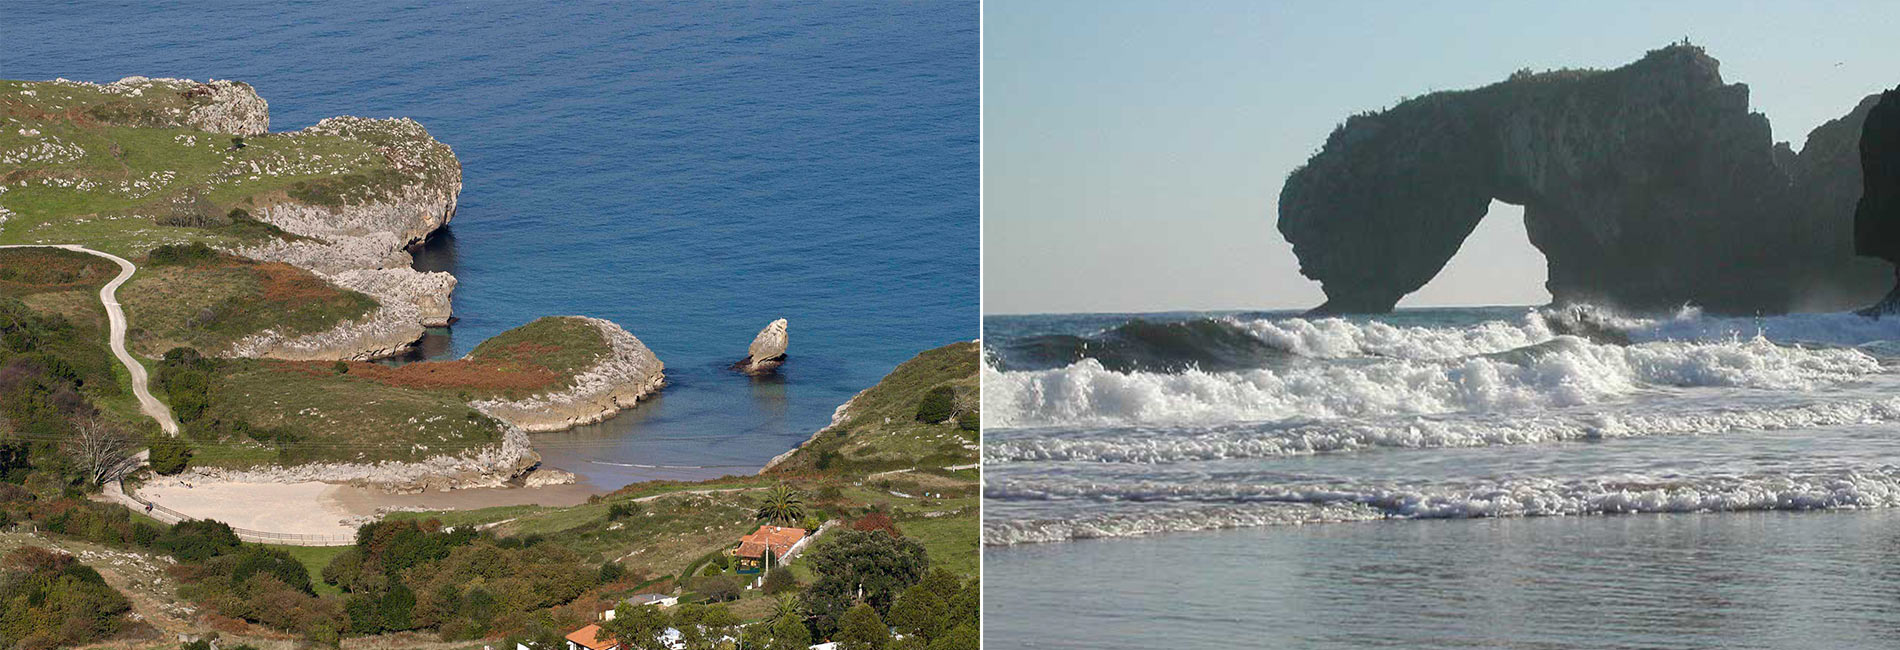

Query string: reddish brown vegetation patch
[0,249,115,295]
[268,359,564,395]
[253,262,344,302]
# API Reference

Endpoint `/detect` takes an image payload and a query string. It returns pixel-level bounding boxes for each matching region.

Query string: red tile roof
[567,624,617,650]
[736,525,807,559]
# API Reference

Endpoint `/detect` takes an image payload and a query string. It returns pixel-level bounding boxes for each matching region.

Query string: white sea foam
[1232,312,1555,360]
[1630,309,1900,347]
[985,396,1900,464]
[982,336,1881,428]
[984,469,1900,545]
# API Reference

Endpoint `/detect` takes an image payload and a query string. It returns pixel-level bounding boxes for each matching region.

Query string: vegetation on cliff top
[769,340,980,476]
[0,79,449,257]
[120,244,380,357]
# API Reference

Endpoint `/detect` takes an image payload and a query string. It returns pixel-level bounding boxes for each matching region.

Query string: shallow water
[9,1,978,488]
[987,510,1900,650]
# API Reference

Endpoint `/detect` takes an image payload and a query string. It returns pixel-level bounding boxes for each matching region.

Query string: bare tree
[63,415,139,486]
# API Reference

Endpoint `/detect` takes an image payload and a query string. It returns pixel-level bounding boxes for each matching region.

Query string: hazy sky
[983,0,1900,314]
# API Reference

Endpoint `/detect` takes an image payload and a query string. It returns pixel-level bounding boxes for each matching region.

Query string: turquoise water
[7,1,978,486]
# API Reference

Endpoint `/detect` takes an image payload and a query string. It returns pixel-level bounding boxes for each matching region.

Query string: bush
[852,511,902,538]
[763,568,798,595]
[914,386,956,424]
[333,360,349,375]
[598,561,627,584]
[956,411,978,432]
[231,546,315,595]
[701,563,722,577]
[157,518,242,562]
[607,502,640,520]
[0,547,131,649]
[149,436,192,475]
[690,575,743,603]
[147,242,220,267]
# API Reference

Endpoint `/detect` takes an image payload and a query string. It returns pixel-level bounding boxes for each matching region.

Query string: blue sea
[6,1,977,487]
[986,307,1900,648]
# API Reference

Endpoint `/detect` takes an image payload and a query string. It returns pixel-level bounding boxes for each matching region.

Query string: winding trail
[1,244,179,434]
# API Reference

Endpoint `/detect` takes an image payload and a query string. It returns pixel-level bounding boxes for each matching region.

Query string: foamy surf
[984,395,1900,464]
[985,467,1900,545]
[983,336,1880,428]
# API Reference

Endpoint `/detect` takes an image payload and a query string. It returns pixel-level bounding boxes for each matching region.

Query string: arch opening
[1400,200,1551,308]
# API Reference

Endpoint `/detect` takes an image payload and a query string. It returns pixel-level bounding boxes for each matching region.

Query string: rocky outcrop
[167,425,556,491]
[733,318,788,375]
[1279,44,1891,314]
[234,115,463,354]
[54,76,270,135]
[226,268,455,359]
[472,317,666,432]
[1855,87,1900,317]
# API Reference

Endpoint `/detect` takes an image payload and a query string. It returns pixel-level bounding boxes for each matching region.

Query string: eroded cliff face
[235,115,463,357]
[1853,88,1900,316]
[1279,44,1891,314]
[472,317,667,432]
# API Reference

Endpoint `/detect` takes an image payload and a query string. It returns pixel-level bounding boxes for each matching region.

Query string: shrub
[607,502,640,520]
[147,242,220,266]
[763,568,798,595]
[690,575,742,603]
[231,546,315,595]
[701,563,722,577]
[914,386,956,423]
[956,411,978,432]
[598,560,627,584]
[333,360,349,375]
[852,511,902,538]
[157,519,242,562]
[149,435,192,475]
[0,547,131,649]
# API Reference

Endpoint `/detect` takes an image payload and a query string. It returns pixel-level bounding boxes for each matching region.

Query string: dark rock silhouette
[1855,87,1900,317]
[1279,44,1890,314]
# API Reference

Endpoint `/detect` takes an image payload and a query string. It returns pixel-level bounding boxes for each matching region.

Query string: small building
[600,593,679,620]
[566,624,618,650]
[733,524,809,573]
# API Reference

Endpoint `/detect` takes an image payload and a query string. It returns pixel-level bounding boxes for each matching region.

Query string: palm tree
[771,595,805,624]
[755,484,805,526]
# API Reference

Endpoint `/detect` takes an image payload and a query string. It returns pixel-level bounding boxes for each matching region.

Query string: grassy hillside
[119,247,379,357]
[768,340,980,475]
[0,79,430,256]
[179,317,614,468]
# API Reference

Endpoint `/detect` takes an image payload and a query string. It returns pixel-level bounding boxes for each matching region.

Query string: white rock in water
[737,318,788,375]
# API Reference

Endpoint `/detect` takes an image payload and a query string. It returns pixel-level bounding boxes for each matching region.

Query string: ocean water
[6,2,978,487]
[985,307,1900,648]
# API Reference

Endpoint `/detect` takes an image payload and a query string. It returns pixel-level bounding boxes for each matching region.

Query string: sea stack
[734,318,789,375]
[1855,86,1900,317]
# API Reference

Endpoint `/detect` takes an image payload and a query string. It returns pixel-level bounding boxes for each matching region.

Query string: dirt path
[0,244,178,434]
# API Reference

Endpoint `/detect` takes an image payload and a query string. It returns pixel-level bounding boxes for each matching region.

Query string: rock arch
[1278,44,1888,314]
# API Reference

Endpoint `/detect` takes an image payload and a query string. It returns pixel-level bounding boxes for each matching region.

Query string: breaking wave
[985,396,1900,464]
[985,468,1900,545]
[982,336,1880,428]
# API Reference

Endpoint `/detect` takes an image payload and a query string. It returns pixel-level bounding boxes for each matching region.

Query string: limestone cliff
[168,425,553,491]
[48,76,270,135]
[237,115,463,348]
[471,317,666,432]
[1279,44,1891,314]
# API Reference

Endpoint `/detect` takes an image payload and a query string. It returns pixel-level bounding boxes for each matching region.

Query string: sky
[983,0,1900,315]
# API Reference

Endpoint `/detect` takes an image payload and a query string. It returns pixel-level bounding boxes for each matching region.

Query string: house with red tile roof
[565,623,617,650]
[732,524,809,573]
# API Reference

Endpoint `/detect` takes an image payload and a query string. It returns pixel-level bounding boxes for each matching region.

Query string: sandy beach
[134,476,601,539]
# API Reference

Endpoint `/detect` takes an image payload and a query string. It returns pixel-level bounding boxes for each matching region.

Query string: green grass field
[119,253,378,356]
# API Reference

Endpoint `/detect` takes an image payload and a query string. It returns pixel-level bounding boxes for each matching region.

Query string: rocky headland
[471,317,667,433]
[1279,44,1892,314]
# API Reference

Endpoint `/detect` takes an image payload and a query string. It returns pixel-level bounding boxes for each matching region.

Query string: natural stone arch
[1277,44,1887,315]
